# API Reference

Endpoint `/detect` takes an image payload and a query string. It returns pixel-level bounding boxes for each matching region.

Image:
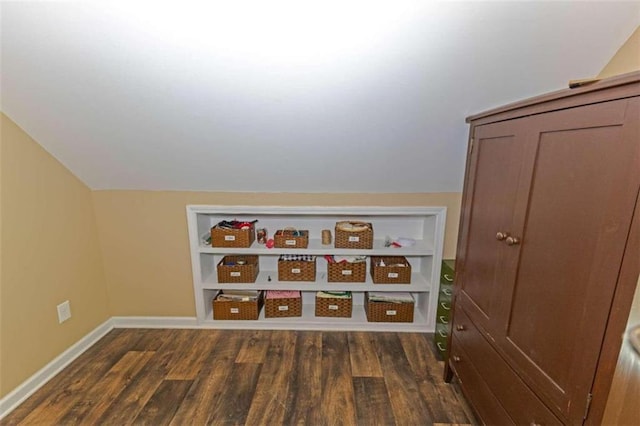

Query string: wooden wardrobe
[446,71,640,425]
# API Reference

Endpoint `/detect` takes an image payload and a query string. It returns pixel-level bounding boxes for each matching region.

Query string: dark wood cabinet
[447,72,640,425]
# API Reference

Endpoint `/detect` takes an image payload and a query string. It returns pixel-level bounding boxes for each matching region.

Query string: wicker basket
[315,294,352,318]
[211,224,255,248]
[212,292,263,320]
[370,256,412,284]
[278,256,316,281]
[334,222,373,249]
[274,230,309,249]
[265,291,302,318]
[217,255,259,283]
[365,292,414,322]
[327,261,366,283]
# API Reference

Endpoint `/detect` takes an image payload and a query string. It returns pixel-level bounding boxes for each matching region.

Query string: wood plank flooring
[3,329,475,426]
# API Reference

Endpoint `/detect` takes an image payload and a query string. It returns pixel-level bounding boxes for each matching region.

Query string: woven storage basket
[278,257,316,281]
[211,224,255,248]
[364,292,414,322]
[370,256,412,284]
[265,292,302,318]
[315,295,352,318]
[327,261,366,283]
[212,292,263,320]
[334,221,373,249]
[217,255,259,283]
[274,230,309,249]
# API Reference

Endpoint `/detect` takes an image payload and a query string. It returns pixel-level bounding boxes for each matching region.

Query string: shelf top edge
[186,205,447,216]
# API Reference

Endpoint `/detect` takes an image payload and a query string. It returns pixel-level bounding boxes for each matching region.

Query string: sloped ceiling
[2,1,639,192]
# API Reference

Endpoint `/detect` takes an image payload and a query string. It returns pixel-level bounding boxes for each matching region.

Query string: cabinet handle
[506,236,521,246]
[442,288,453,296]
[530,423,541,426]
[439,315,449,324]
[456,324,465,331]
[452,355,462,363]
[438,329,448,338]
[443,274,454,282]
[440,302,451,311]
[496,231,509,241]
[436,342,446,351]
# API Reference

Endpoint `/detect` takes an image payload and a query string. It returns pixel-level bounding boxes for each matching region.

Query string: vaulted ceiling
[2,1,639,192]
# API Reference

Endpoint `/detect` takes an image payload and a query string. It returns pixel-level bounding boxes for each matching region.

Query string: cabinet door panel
[497,98,640,422]
[456,120,525,335]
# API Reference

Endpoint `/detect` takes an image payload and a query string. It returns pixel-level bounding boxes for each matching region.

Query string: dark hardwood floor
[3,329,475,425]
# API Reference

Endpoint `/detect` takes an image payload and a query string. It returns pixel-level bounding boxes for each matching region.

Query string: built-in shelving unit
[186,205,446,332]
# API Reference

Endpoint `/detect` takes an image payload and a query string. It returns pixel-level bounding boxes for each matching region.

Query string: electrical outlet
[57,300,71,323]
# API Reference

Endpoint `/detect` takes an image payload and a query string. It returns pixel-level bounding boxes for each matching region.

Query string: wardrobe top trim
[466,71,639,125]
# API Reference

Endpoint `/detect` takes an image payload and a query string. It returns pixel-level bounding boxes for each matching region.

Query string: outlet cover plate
[57,300,71,323]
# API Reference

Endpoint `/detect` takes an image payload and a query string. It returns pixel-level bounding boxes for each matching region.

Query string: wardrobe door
[495,98,640,423]
[455,118,526,336]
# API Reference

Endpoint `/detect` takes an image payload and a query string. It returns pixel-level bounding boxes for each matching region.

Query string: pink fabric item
[266,290,301,299]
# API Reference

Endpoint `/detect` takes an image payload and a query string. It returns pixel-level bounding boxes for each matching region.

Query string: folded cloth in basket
[317,291,352,299]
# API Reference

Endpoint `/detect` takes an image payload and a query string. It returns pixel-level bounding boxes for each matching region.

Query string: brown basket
[278,256,316,281]
[265,292,302,318]
[274,230,309,249]
[211,224,255,248]
[212,292,263,320]
[334,222,373,249]
[370,256,412,284]
[365,292,414,322]
[315,294,352,318]
[327,261,366,283]
[217,256,259,283]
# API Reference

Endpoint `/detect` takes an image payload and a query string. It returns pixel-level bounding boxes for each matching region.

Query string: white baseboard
[111,316,198,328]
[0,318,115,420]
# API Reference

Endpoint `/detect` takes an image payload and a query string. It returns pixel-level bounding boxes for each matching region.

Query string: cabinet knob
[496,231,508,241]
[452,355,462,363]
[506,236,521,246]
[456,325,465,331]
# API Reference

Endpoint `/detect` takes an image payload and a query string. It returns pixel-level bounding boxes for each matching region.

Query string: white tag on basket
[230,272,241,277]
[328,305,339,310]
[342,270,352,275]
[285,240,296,245]
[388,272,399,278]
[225,235,236,241]
[230,307,239,314]
[386,310,397,316]
[278,306,289,311]
[348,236,360,242]
[292,268,301,274]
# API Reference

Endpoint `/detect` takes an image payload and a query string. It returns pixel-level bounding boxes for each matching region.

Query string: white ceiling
[2,1,639,193]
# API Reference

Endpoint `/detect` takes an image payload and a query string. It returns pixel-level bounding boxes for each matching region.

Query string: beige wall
[92,191,461,316]
[0,114,110,398]
[599,26,640,78]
